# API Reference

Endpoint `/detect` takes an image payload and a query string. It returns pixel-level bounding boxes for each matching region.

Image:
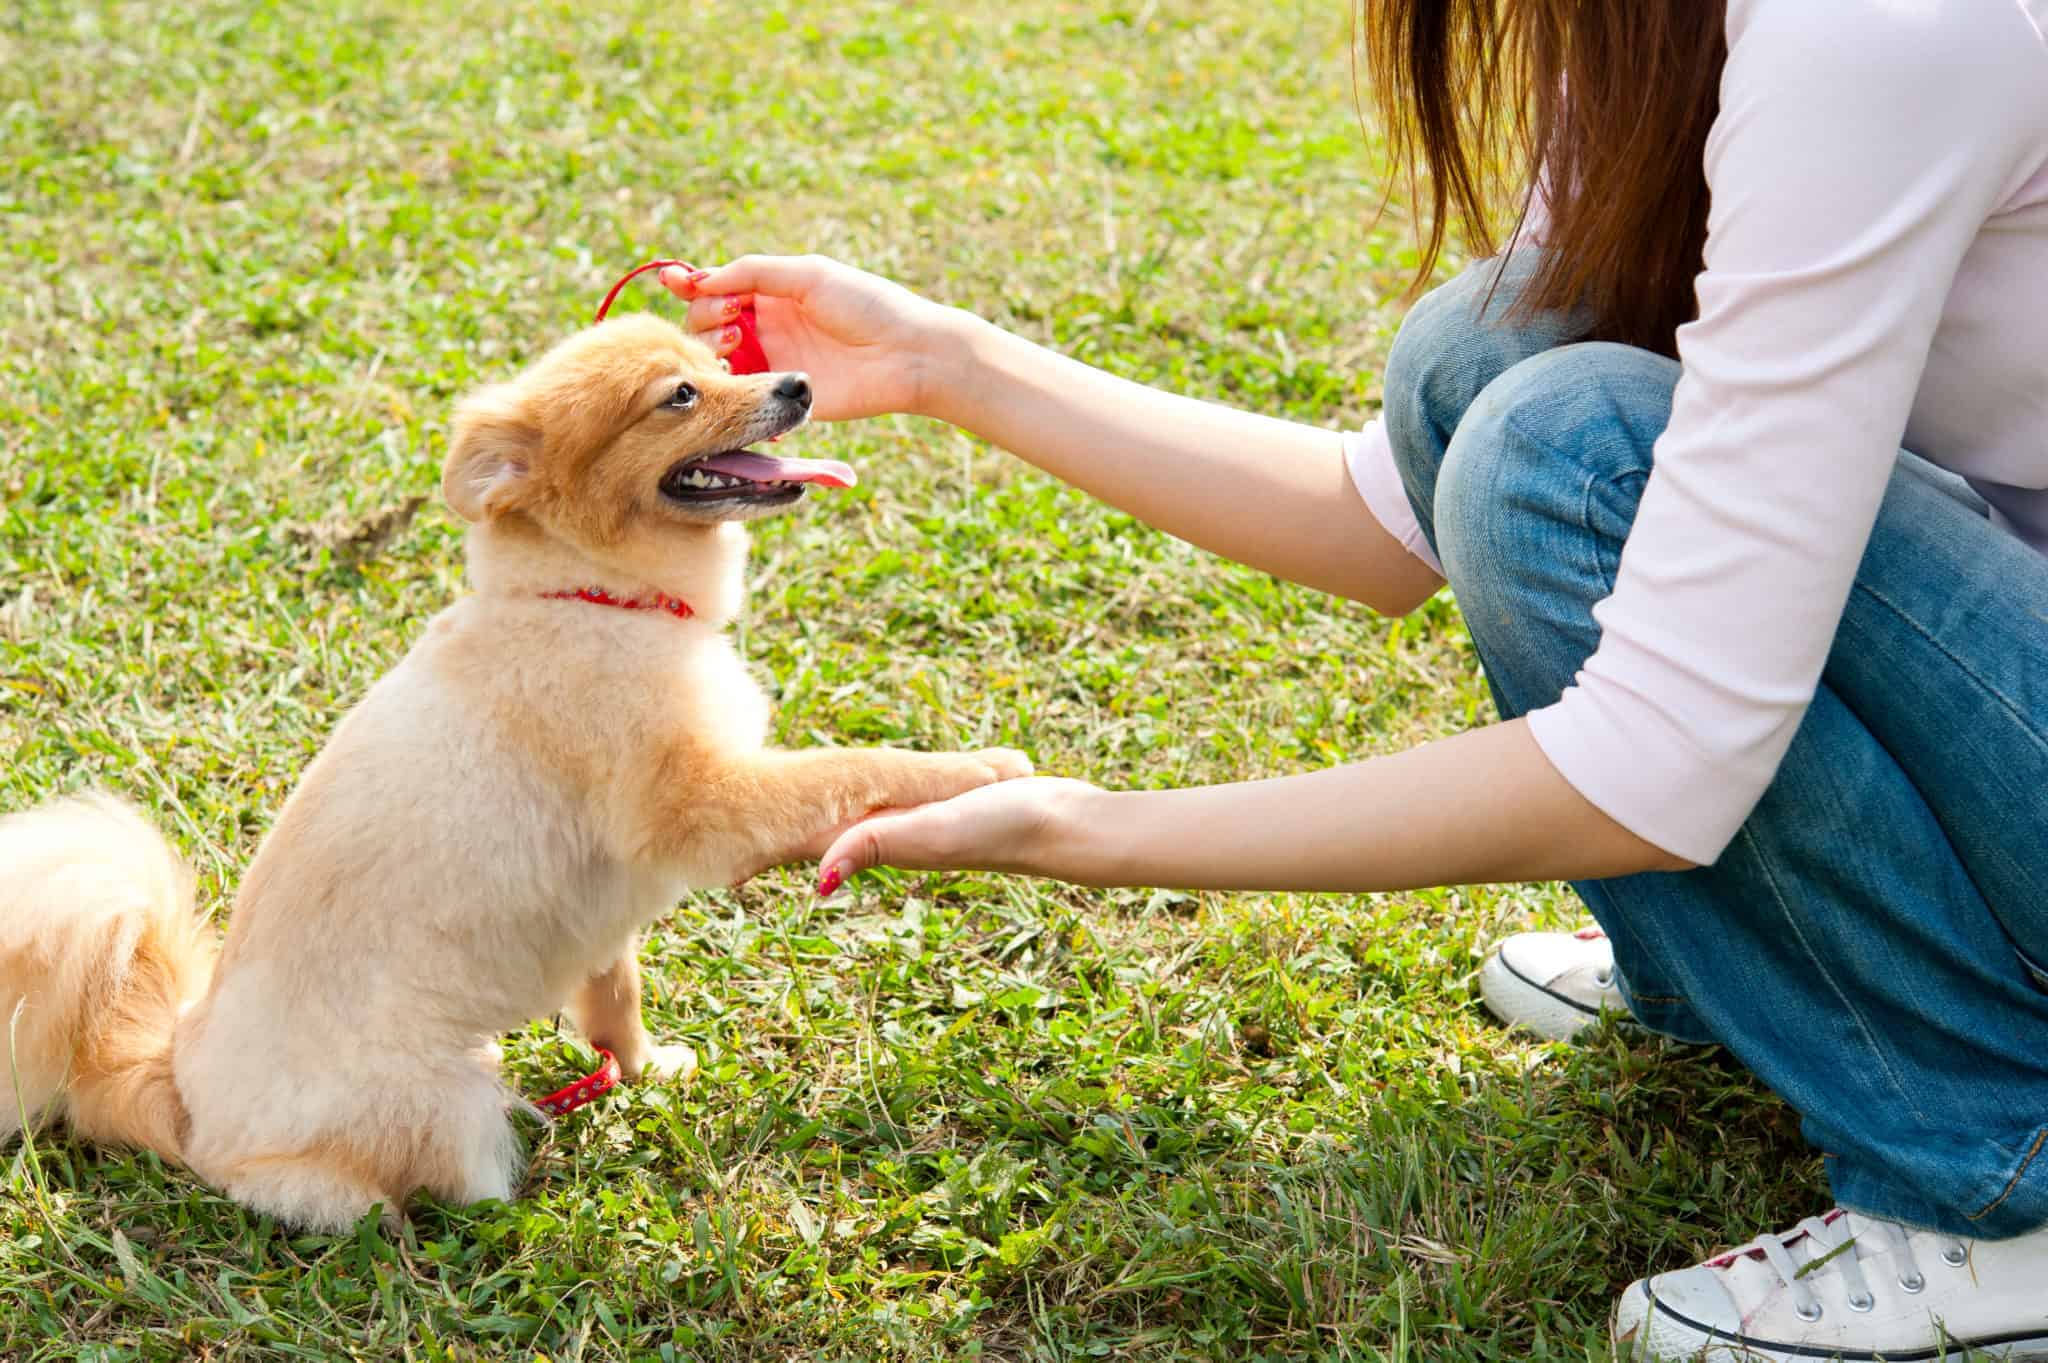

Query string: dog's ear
[444,384,541,523]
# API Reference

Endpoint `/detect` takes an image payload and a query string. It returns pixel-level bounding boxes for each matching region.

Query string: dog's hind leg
[568,941,695,1083]
[205,1095,520,1230]
[207,1150,403,1233]
[413,1093,524,1209]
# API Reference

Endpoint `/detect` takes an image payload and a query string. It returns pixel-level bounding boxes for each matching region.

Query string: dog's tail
[0,793,216,1162]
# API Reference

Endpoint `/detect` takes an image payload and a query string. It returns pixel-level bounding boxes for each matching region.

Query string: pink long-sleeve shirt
[1346,0,2048,865]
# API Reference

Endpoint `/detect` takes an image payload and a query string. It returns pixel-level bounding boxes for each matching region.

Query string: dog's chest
[554,857,687,970]
[674,637,773,749]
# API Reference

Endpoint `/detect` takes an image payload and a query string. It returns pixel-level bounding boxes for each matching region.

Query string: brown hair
[1359,0,1727,357]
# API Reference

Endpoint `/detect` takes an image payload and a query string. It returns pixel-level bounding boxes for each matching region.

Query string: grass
[0,0,1824,1358]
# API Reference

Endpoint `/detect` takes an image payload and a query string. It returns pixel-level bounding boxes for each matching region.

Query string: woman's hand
[661,255,962,421]
[814,776,1100,897]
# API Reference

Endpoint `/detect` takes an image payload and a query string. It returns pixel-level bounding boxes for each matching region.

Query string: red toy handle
[723,306,770,375]
[592,258,769,375]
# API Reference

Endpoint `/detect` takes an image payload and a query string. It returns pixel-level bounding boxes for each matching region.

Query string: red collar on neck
[541,586,694,621]
[533,1047,620,1118]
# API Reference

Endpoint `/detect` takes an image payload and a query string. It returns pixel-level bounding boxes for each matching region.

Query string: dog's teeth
[676,467,762,493]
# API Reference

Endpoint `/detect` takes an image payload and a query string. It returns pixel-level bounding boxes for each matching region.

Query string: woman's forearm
[1049,719,1693,891]
[915,311,1444,615]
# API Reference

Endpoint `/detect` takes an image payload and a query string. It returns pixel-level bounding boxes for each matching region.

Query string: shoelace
[1728,1210,1970,1321]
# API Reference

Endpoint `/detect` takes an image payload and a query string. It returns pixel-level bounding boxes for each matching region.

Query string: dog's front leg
[628,744,1032,884]
[568,940,697,1083]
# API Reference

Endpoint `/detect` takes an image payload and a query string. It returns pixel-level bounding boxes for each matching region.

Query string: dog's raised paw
[976,748,1034,781]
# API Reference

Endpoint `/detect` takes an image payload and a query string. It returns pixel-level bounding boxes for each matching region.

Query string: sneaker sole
[1618,1284,2048,1361]
[1478,948,1608,1042]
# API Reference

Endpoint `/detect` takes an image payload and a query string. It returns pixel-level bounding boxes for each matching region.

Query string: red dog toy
[593,258,770,374]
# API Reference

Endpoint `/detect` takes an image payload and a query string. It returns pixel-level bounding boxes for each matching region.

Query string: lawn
[0,1,1823,1358]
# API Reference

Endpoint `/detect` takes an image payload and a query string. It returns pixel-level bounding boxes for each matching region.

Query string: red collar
[534,1047,620,1118]
[541,586,694,621]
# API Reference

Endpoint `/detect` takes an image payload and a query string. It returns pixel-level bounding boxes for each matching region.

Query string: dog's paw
[637,1043,699,1084]
[974,748,1034,781]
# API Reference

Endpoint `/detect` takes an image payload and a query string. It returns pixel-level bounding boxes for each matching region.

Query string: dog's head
[442,314,852,556]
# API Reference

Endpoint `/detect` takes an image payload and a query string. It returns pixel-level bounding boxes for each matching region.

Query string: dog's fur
[0,315,1028,1229]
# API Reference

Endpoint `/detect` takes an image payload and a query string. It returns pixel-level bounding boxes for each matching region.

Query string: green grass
[1,1,1823,1358]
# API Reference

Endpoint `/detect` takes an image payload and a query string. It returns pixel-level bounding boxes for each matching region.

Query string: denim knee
[1380,253,1587,551]
[1431,341,1680,716]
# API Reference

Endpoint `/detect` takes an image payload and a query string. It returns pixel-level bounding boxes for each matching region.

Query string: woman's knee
[1434,341,1678,578]
[1430,342,1678,705]
[1380,251,1583,507]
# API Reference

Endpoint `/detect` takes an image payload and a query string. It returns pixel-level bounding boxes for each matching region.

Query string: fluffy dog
[0,314,1030,1229]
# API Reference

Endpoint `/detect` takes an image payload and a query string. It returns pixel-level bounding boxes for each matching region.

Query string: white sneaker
[1613,1209,2048,1361]
[1478,926,1632,1041]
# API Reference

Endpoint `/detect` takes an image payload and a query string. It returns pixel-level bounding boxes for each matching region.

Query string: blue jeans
[1382,253,2048,1238]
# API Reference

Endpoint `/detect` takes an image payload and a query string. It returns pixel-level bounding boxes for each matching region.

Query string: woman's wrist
[907,306,1002,425]
[1024,779,1123,886]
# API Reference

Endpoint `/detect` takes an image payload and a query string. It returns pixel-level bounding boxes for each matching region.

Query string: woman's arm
[919,314,1443,612]
[815,718,1692,898]
[666,259,1443,615]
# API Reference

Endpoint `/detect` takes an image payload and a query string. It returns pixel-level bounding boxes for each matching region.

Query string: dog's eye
[665,382,698,410]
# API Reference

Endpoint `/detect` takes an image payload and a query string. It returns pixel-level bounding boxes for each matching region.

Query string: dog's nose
[773,373,812,408]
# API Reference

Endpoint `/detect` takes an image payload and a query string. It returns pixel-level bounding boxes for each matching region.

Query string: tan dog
[0,314,1030,1230]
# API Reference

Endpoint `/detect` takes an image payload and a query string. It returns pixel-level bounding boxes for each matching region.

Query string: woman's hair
[1359,0,1727,357]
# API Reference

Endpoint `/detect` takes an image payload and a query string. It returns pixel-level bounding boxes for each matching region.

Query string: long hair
[1359,0,1727,357]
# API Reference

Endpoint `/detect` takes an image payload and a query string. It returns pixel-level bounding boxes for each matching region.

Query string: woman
[663,1,2048,1356]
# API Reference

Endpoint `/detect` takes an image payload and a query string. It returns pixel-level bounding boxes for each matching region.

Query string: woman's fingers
[656,265,709,299]
[811,777,1083,899]
[815,797,981,897]
[660,254,825,301]
[684,292,747,335]
[655,268,747,336]
[695,253,829,300]
[815,808,923,898]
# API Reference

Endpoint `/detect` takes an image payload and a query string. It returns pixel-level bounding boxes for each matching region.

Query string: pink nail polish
[718,324,742,352]
[721,297,742,321]
[817,864,845,898]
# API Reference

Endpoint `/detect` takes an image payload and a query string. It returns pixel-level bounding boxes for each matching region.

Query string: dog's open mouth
[659,450,858,505]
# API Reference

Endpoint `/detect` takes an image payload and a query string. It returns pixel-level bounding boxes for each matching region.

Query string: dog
[0,313,1031,1230]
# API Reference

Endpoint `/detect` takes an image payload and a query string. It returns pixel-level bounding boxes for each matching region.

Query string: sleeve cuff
[1524,677,1774,868]
[1343,419,1445,580]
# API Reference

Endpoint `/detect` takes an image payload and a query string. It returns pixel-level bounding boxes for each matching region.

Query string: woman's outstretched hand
[813,776,1100,898]
[812,721,1691,900]
[660,255,959,422]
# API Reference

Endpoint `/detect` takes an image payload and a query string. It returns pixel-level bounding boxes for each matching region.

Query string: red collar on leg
[534,1047,621,1118]
[540,586,694,621]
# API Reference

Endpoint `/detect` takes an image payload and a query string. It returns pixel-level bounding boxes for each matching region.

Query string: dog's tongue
[696,451,857,489]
